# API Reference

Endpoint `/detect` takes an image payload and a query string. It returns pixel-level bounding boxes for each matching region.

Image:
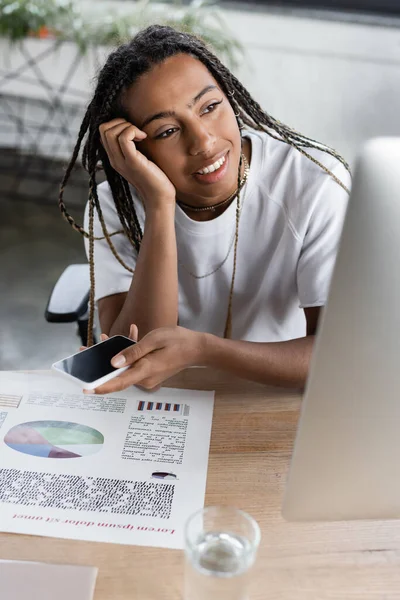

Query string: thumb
[129,323,139,342]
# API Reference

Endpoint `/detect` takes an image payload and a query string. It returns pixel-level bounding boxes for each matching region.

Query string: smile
[196,153,227,175]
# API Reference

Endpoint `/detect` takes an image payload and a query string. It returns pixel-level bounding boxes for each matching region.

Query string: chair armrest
[45,264,90,323]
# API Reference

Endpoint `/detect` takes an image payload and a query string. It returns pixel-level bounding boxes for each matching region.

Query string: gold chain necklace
[177,154,249,280]
[178,184,238,213]
[177,155,249,213]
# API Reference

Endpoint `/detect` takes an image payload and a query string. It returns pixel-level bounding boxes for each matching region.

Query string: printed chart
[137,401,190,416]
[4,420,104,459]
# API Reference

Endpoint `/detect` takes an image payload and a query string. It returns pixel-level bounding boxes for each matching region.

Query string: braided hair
[59,24,351,346]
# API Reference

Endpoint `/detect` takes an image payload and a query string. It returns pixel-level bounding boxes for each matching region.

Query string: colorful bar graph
[137,401,186,415]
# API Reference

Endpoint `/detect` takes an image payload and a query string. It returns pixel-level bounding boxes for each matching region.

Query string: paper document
[0,559,97,600]
[0,371,214,549]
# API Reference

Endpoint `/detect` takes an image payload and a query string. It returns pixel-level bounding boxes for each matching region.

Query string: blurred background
[1,0,400,369]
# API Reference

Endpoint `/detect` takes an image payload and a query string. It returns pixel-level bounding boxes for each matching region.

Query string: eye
[202,100,223,115]
[155,127,178,140]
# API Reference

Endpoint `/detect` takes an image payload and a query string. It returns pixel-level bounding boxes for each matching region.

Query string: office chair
[45,264,97,345]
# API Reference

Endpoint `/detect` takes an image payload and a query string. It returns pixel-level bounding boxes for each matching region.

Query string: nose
[187,119,216,157]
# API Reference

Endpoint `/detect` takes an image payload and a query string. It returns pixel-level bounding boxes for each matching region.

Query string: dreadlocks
[58,24,351,346]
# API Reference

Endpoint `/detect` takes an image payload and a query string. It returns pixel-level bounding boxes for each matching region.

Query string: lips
[193,151,228,175]
[192,151,230,185]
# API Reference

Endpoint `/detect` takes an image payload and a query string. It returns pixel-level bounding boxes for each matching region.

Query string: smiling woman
[58,24,351,393]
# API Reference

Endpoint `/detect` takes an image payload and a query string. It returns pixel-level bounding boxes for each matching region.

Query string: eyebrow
[139,85,218,129]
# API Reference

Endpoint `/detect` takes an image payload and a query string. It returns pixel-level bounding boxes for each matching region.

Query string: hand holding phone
[52,335,136,390]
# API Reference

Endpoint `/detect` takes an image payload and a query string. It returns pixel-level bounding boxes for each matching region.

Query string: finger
[99,118,129,131]
[84,358,154,395]
[136,383,162,393]
[138,363,182,391]
[117,125,148,163]
[129,323,139,342]
[104,123,147,170]
[109,121,147,141]
[111,329,166,368]
[100,118,146,138]
[105,121,147,146]
[99,119,128,150]
[100,121,133,164]
[100,333,109,342]
[79,346,87,352]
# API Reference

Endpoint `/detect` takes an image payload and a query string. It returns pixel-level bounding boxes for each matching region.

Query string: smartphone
[51,335,136,390]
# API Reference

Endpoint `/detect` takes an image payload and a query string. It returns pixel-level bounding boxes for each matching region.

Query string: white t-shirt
[84,129,350,342]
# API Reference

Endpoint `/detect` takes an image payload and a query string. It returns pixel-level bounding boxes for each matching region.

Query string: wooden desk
[1,368,400,599]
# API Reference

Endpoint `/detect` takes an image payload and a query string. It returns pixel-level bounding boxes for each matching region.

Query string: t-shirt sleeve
[83,182,139,302]
[296,161,351,308]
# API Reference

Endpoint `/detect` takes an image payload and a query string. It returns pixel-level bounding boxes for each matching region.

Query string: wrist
[144,206,176,233]
[197,332,222,367]
[145,203,176,223]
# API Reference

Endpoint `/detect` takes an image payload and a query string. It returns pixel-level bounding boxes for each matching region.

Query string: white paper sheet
[0,559,97,600]
[0,371,214,549]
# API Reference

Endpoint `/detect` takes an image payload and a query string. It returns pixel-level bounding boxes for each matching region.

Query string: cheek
[215,113,242,162]
[139,143,167,170]
[219,106,240,135]
[146,146,186,184]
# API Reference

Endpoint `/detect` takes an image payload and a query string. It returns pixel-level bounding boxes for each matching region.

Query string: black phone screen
[55,336,136,383]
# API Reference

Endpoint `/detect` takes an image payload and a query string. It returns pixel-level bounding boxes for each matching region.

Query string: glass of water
[184,506,261,600]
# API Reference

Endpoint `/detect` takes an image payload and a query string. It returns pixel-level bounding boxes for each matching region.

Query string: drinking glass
[184,506,261,600]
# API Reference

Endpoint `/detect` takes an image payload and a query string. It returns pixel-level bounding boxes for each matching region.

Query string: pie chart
[4,420,104,459]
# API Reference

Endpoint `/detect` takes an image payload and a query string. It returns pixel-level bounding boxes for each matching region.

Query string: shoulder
[245,129,351,238]
[84,180,115,221]
[284,147,351,241]
[247,128,350,196]
[97,179,115,204]
[84,179,145,229]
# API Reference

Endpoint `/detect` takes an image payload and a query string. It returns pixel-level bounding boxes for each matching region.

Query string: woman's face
[122,53,243,207]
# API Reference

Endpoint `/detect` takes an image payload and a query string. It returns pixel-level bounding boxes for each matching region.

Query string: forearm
[202,334,315,388]
[109,207,178,338]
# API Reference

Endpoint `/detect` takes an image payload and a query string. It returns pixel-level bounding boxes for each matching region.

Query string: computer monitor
[283,137,400,521]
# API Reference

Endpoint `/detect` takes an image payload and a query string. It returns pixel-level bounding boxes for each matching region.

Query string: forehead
[123,54,220,121]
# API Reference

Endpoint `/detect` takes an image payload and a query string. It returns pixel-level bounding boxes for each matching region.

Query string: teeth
[197,154,226,175]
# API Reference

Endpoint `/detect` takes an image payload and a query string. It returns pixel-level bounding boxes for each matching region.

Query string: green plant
[0,0,244,69]
[0,0,74,40]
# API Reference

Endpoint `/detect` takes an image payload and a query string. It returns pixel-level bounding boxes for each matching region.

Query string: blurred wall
[229,9,400,164]
[0,4,399,165]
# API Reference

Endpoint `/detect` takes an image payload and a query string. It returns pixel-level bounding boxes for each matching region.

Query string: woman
[59,24,351,393]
